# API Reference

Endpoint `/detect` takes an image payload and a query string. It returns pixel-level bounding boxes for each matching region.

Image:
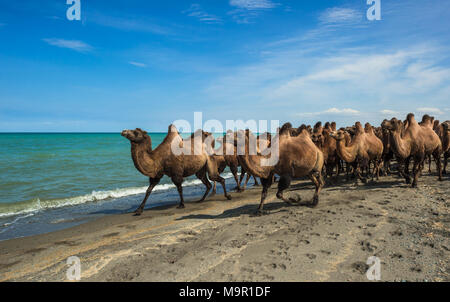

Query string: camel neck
[390,131,411,159]
[335,139,357,163]
[130,138,161,178]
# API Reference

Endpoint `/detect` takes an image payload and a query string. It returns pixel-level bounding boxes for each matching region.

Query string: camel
[381,114,442,187]
[311,122,339,180]
[210,131,261,195]
[121,126,231,215]
[234,123,324,214]
[329,122,384,183]
[436,121,450,174]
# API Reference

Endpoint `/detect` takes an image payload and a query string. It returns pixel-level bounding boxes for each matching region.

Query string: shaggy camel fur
[381,114,442,187]
[122,126,231,215]
[235,124,324,214]
[330,122,384,183]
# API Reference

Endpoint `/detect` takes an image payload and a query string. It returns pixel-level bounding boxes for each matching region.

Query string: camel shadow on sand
[175,200,314,221]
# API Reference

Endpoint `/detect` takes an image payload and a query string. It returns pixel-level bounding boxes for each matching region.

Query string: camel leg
[230,165,243,192]
[134,177,161,216]
[207,162,232,201]
[196,171,212,202]
[172,178,186,209]
[309,171,324,207]
[411,157,424,188]
[433,151,442,181]
[244,173,251,188]
[334,161,340,182]
[401,157,411,184]
[239,170,247,191]
[355,161,367,184]
[256,174,274,215]
[276,175,297,205]
[211,181,217,196]
[443,152,448,175]
[428,155,432,173]
[253,176,260,186]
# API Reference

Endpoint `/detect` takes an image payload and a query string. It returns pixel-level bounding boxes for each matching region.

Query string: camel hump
[168,124,179,134]
[280,123,293,135]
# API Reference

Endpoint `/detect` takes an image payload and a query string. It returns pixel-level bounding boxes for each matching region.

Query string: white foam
[0,173,234,219]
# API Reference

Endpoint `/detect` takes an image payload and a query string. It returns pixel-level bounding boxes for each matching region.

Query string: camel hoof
[225,194,232,200]
[177,204,185,209]
[308,196,319,208]
[133,210,143,216]
[289,195,302,203]
[255,210,268,216]
[236,188,244,193]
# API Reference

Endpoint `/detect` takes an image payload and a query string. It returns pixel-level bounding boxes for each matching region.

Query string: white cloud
[129,61,147,68]
[90,13,171,35]
[43,38,93,53]
[417,107,444,115]
[229,0,278,10]
[228,0,278,23]
[319,7,361,25]
[183,4,222,24]
[380,109,398,115]
[297,108,360,117]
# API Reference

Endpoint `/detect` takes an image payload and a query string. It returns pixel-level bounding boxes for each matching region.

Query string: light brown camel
[234,123,324,214]
[329,122,384,183]
[381,114,442,187]
[121,126,231,215]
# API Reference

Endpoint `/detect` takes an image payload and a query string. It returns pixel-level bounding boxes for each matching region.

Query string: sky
[0,0,449,132]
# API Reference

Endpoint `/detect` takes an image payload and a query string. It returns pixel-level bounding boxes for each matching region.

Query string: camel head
[433,120,440,131]
[381,118,403,132]
[121,128,150,144]
[442,121,450,132]
[329,129,346,141]
[311,122,324,146]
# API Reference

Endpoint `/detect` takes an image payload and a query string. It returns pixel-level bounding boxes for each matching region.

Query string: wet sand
[0,168,448,282]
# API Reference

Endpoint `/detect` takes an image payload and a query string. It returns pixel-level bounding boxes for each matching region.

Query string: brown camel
[329,122,384,183]
[381,114,442,187]
[121,126,231,215]
[211,131,260,194]
[436,121,450,174]
[234,123,324,214]
[311,122,339,180]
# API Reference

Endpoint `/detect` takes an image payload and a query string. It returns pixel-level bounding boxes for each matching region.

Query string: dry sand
[0,169,448,282]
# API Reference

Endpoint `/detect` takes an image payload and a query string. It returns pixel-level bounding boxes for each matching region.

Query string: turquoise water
[0,133,244,241]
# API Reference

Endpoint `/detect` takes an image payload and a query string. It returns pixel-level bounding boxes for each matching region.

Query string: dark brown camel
[122,126,231,215]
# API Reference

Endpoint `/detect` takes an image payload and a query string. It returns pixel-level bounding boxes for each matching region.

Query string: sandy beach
[0,169,448,282]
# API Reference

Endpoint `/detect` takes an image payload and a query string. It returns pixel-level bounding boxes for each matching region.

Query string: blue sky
[0,0,449,132]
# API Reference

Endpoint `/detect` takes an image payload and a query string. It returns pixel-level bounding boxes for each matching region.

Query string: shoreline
[0,171,448,282]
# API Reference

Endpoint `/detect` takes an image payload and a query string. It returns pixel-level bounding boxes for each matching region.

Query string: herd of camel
[121,113,449,216]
